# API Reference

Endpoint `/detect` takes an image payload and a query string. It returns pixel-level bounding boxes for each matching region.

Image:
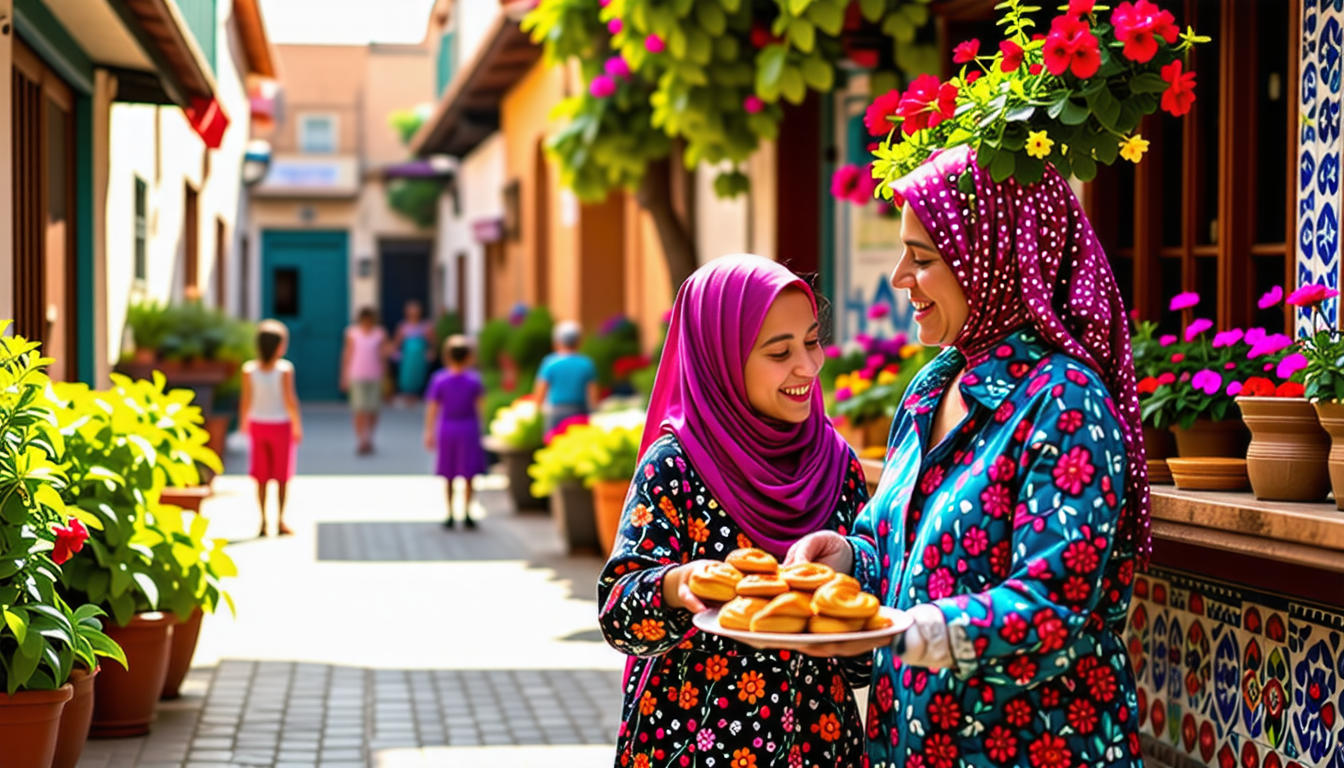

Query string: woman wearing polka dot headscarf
[787,145,1147,768]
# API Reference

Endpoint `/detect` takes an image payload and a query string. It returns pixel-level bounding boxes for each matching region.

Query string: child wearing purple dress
[424,336,487,529]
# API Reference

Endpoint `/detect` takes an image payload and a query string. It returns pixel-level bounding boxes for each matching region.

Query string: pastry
[726,548,779,574]
[808,615,865,634]
[735,574,790,598]
[864,613,895,631]
[688,562,744,602]
[778,562,837,591]
[749,591,814,633]
[812,575,880,620]
[719,596,770,630]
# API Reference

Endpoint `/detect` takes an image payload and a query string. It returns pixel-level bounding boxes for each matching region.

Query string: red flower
[1286,283,1341,307]
[895,75,958,136]
[1160,59,1197,116]
[986,726,1019,763]
[965,70,982,84]
[750,22,778,49]
[924,733,958,768]
[1066,698,1098,734]
[831,164,862,200]
[928,693,962,730]
[864,90,904,137]
[1062,540,1100,574]
[51,518,89,565]
[1137,376,1160,394]
[1043,15,1101,78]
[1028,733,1072,768]
[1111,0,1179,63]
[1241,376,1277,397]
[1276,382,1306,398]
[1000,613,1029,644]
[953,39,981,64]
[1029,63,1044,75]
[1004,698,1034,728]
[1000,40,1025,72]
[1068,0,1095,15]
[1051,445,1096,495]
[1033,609,1069,653]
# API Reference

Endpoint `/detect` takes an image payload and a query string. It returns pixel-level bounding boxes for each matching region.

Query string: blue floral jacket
[850,328,1142,768]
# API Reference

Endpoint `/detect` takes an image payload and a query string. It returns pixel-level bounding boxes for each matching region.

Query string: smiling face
[890,205,970,346]
[744,287,824,423]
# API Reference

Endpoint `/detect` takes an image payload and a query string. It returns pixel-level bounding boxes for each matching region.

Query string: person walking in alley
[423,335,487,529]
[598,254,869,768]
[239,320,303,537]
[534,320,598,435]
[392,300,435,407]
[341,307,388,455]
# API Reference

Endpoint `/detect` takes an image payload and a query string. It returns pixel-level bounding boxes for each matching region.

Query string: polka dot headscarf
[893,145,1151,566]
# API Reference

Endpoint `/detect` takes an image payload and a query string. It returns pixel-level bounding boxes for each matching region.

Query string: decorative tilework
[1298,0,1343,330]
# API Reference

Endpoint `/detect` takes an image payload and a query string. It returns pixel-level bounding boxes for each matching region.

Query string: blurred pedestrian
[534,320,598,435]
[392,300,435,407]
[424,335,487,529]
[239,320,303,537]
[341,306,387,455]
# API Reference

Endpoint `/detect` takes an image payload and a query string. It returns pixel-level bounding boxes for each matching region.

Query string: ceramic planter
[1144,426,1177,485]
[52,666,98,768]
[498,446,548,512]
[1169,418,1251,458]
[593,479,632,556]
[0,683,73,768]
[92,612,174,738]
[1236,397,1331,502]
[161,607,204,700]
[1313,401,1344,509]
[552,480,599,555]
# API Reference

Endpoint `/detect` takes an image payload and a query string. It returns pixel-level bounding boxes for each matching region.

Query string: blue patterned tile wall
[1299,0,1343,332]
[1130,567,1344,768]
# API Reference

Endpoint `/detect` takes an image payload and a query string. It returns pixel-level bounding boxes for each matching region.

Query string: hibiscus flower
[1000,40,1025,72]
[1111,0,1179,63]
[864,89,902,136]
[895,75,958,136]
[1042,15,1101,78]
[1160,59,1197,116]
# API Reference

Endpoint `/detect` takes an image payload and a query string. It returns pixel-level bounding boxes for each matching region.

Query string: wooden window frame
[184,184,200,295]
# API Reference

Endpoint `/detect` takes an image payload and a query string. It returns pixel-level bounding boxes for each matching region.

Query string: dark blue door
[261,230,350,401]
[378,240,433,332]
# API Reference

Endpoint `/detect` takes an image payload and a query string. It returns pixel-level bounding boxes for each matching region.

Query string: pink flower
[605,56,631,80]
[1184,318,1213,341]
[928,567,956,600]
[1042,14,1101,78]
[1211,329,1244,348]
[1226,381,1243,396]
[645,34,665,53]
[834,386,853,402]
[831,164,861,200]
[1110,0,1179,63]
[1287,284,1341,307]
[1158,334,1177,347]
[895,74,958,136]
[1000,40,1024,72]
[1258,286,1283,309]
[864,89,902,136]
[607,18,623,35]
[953,39,981,64]
[1170,353,1185,363]
[824,345,842,359]
[1277,353,1308,379]
[1191,369,1222,396]
[1157,372,1175,385]
[744,95,764,114]
[589,75,616,98]
[866,354,886,369]
[1248,333,1293,358]
[1169,291,1201,311]
[1052,446,1096,495]
[1245,327,1267,346]
[868,303,890,320]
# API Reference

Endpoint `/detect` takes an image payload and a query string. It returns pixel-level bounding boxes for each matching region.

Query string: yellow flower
[860,445,887,460]
[835,373,852,390]
[850,378,873,395]
[899,344,923,359]
[1120,134,1150,163]
[877,370,898,386]
[1025,130,1054,159]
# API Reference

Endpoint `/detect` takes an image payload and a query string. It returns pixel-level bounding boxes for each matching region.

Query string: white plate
[692,605,912,649]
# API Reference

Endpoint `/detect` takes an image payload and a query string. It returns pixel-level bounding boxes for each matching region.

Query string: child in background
[424,335,487,529]
[341,307,387,455]
[239,320,303,537]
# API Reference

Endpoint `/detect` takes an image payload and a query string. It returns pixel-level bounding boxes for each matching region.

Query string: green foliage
[523,0,936,202]
[53,374,228,628]
[530,417,643,494]
[0,325,125,694]
[477,319,515,373]
[126,300,173,352]
[489,397,545,451]
[581,316,643,388]
[156,301,253,364]
[872,0,1209,190]
[508,307,556,378]
[434,311,464,347]
[387,178,442,229]
[1295,303,1344,404]
[575,424,642,485]
[388,107,427,146]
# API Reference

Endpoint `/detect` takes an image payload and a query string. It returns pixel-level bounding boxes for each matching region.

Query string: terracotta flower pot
[161,607,203,700]
[863,414,895,449]
[593,479,632,556]
[1236,397,1331,502]
[92,612,174,738]
[1313,401,1344,509]
[552,480,599,555]
[1169,418,1251,458]
[52,666,98,768]
[1144,426,1177,485]
[0,683,73,768]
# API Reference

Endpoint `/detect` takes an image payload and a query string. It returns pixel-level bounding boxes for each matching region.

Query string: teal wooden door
[261,230,349,400]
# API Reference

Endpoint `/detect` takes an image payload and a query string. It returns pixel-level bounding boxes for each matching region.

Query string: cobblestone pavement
[77,403,626,768]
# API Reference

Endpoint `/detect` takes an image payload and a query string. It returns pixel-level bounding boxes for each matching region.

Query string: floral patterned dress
[599,435,871,768]
[851,328,1142,768]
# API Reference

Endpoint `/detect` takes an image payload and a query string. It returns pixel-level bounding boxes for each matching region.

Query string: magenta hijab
[640,254,853,559]
[892,146,1151,565]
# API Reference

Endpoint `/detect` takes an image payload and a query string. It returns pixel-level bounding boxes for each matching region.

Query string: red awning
[186,96,230,149]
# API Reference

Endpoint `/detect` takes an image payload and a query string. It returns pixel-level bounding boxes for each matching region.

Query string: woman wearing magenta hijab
[598,254,870,768]
[787,145,1150,768]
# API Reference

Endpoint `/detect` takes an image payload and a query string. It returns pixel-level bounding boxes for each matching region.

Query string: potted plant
[487,396,548,511]
[1275,283,1344,508]
[123,301,171,365]
[0,326,126,768]
[574,417,643,555]
[530,419,600,554]
[829,337,936,454]
[52,373,222,738]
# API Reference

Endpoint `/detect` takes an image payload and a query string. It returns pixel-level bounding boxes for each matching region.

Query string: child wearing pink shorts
[239,320,303,537]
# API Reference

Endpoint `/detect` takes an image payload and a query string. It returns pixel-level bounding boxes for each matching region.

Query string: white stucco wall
[454,0,498,72]
[436,131,504,335]
[695,164,749,265]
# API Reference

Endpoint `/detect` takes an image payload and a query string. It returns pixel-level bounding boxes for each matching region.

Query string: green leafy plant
[529,423,593,497]
[832,342,936,425]
[387,179,441,228]
[140,502,236,622]
[53,374,225,628]
[477,319,515,373]
[435,311,464,346]
[871,0,1209,190]
[125,300,173,354]
[0,325,125,694]
[1283,284,1344,404]
[488,396,545,451]
[581,314,643,388]
[575,423,642,486]
[509,307,557,378]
